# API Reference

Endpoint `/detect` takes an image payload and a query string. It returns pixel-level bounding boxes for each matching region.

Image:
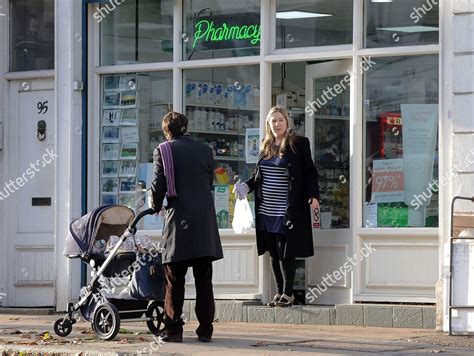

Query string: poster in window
[119,160,137,177]
[245,128,260,164]
[103,110,121,126]
[370,159,404,203]
[104,92,121,108]
[120,109,138,126]
[101,178,118,194]
[121,126,139,143]
[120,177,137,194]
[102,161,119,177]
[101,194,118,205]
[104,75,121,91]
[102,126,120,143]
[102,143,120,160]
[120,143,138,160]
[120,91,137,108]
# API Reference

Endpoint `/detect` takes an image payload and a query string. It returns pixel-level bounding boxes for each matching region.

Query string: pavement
[1,312,474,355]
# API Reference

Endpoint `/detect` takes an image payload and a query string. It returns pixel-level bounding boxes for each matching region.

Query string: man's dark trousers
[163,257,215,338]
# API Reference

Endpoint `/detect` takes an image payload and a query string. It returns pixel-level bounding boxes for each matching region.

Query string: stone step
[183,301,435,329]
[0,307,55,315]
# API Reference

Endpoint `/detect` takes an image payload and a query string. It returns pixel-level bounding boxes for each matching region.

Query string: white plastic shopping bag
[232,197,255,234]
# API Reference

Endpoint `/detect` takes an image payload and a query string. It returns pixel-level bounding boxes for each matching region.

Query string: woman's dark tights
[271,256,296,296]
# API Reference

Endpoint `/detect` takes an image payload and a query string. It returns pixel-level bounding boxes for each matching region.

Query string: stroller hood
[64,205,135,259]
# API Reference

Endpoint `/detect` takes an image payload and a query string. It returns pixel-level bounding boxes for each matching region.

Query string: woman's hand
[308,197,319,210]
[233,183,250,200]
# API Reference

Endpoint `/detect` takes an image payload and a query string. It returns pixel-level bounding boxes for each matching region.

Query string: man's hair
[162,111,188,140]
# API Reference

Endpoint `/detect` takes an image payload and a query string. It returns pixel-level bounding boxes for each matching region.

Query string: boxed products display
[183,77,259,231]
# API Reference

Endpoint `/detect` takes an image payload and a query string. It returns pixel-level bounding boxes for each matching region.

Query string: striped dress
[257,156,289,234]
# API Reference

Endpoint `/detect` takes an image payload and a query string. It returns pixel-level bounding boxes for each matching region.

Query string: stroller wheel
[54,318,73,337]
[146,301,165,336]
[92,302,120,341]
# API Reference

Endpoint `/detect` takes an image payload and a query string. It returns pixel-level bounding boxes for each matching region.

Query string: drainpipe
[80,0,89,287]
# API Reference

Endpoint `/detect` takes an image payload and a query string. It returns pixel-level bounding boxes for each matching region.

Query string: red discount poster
[371,158,404,203]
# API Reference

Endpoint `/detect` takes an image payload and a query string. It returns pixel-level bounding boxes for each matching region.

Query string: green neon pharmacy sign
[192,19,261,49]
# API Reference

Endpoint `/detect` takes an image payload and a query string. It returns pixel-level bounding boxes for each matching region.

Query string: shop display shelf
[214,156,244,162]
[185,103,259,111]
[190,129,245,136]
[314,115,350,120]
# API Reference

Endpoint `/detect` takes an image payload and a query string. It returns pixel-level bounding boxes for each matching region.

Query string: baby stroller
[54,205,165,340]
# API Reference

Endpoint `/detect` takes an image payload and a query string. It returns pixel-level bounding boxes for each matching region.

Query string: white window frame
[88,0,441,245]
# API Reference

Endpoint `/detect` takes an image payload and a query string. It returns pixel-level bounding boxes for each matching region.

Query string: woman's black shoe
[159,331,183,343]
[198,335,212,342]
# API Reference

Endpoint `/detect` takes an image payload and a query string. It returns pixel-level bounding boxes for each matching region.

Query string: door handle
[37,120,46,141]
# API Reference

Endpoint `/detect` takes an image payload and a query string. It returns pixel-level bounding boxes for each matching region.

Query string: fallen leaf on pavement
[42,332,53,341]
[8,317,20,321]
[119,338,131,344]
[9,330,22,335]
[20,334,32,339]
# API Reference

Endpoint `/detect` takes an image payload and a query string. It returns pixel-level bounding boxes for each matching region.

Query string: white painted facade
[0,0,472,332]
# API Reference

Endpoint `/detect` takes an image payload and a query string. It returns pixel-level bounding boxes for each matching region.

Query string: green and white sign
[191,14,261,51]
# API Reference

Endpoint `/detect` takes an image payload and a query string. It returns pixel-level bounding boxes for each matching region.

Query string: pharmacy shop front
[88,0,440,305]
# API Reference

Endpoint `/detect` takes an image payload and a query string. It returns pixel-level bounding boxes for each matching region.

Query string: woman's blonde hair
[260,106,296,159]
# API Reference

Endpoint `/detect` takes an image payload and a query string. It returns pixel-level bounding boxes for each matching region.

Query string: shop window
[100,0,173,65]
[183,0,260,60]
[275,0,353,49]
[184,65,260,228]
[10,0,54,71]
[100,71,173,230]
[272,61,350,230]
[365,0,439,48]
[363,55,439,228]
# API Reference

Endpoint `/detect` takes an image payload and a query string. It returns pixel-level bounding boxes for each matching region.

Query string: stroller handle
[128,208,156,232]
[450,196,474,237]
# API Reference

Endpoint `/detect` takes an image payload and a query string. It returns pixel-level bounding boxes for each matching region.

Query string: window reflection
[365,0,439,48]
[100,0,173,65]
[276,0,353,49]
[10,0,54,71]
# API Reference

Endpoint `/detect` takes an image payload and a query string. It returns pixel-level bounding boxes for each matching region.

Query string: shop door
[5,80,55,306]
[305,60,353,305]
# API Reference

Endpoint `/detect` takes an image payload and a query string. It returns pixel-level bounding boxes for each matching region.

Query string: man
[151,112,223,343]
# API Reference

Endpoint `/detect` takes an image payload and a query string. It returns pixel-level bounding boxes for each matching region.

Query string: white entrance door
[305,60,353,305]
[5,80,56,306]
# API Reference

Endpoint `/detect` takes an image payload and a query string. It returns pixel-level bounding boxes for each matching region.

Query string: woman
[234,106,319,307]
[151,112,223,342]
